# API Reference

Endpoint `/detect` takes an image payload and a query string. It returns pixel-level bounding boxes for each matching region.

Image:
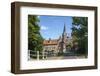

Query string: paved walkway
[44,55,86,60]
[29,55,86,61]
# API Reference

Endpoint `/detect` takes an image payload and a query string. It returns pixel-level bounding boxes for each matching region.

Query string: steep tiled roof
[43,39,58,45]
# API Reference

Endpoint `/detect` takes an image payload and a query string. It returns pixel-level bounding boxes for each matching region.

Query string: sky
[38,15,73,40]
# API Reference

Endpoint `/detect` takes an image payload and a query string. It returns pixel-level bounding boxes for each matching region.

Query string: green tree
[71,17,88,55]
[28,15,44,52]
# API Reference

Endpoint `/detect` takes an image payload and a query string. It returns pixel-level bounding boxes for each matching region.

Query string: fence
[28,50,48,60]
[28,49,81,60]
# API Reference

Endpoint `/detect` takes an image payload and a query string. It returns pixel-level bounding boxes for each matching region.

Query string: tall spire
[61,23,67,53]
[63,23,66,34]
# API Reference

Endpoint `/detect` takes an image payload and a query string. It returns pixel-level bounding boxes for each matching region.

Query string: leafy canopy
[28,15,44,52]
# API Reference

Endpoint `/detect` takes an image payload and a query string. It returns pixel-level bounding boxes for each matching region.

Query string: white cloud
[37,16,40,18]
[40,26,48,30]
